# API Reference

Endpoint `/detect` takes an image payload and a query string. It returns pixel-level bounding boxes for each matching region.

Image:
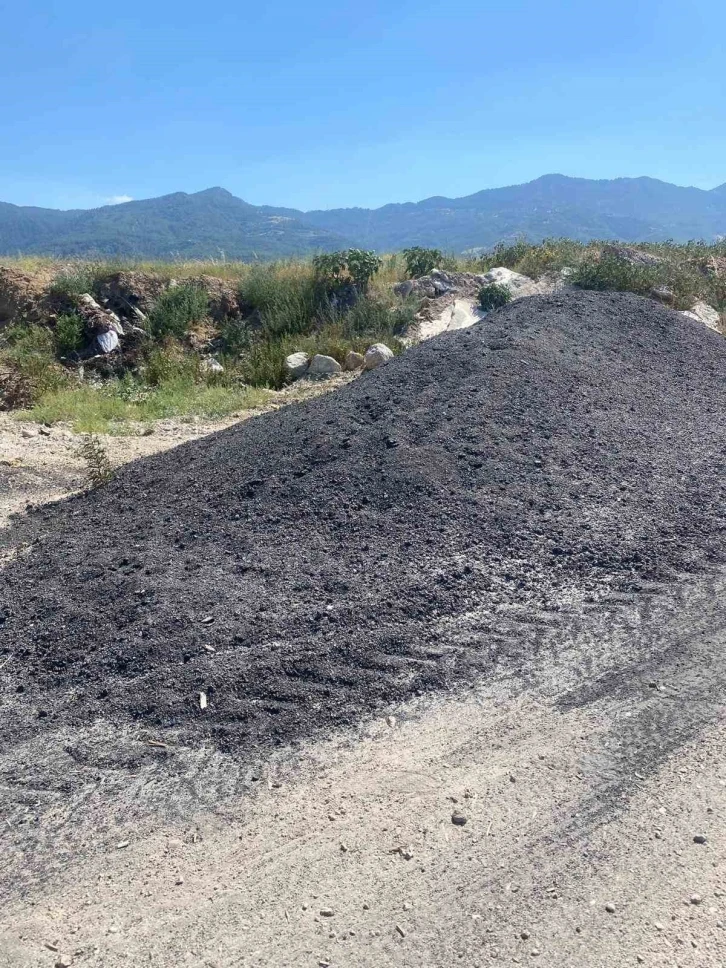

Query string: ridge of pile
[3,290,726,761]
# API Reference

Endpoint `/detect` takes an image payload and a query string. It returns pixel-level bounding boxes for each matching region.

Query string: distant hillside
[0,188,350,260]
[303,175,726,251]
[1,175,725,259]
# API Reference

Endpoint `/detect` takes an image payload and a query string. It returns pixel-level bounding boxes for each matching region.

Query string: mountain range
[1,174,725,260]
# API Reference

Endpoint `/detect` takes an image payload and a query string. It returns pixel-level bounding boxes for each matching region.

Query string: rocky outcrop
[681,301,722,333]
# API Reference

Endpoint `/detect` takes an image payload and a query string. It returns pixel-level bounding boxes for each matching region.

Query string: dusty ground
[2,292,726,966]
[2,578,725,967]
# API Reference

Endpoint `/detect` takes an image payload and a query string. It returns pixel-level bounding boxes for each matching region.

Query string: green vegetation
[312,248,383,292]
[1,253,412,430]
[0,324,71,409]
[569,251,699,309]
[2,239,725,432]
[403,247,443,278]
[49,264,103,300]
[478,283,512,311]
[77,434,114,488]
[147,282,210,338]
[54,312,85,355]
[24,372,271,434]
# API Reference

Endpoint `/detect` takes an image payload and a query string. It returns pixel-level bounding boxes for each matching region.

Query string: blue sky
[2,0,725,211]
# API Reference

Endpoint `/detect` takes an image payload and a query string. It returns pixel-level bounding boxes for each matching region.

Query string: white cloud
[106,194,134,205]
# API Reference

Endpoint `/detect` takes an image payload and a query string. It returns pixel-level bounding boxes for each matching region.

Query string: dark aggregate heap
[3,290,726,758]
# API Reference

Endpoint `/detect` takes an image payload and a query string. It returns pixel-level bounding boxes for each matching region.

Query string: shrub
[219,317,253,355]
[403,247,443,278]
[313,249,382,293]
[570,252,699,309]
[345,249,383,290]
[49,264,102,301]
[515,238,587,279]
[77,434,114,488]
[0,324,70,407]
[478,283,512,311]
[147,282,210,339]
[54,313,85,355]
[570,253,658,295]
[142,344,202,387]
[238,265,319,338]
[480,238,532,272]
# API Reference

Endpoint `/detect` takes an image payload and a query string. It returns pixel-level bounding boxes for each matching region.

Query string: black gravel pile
[3,290,726,757]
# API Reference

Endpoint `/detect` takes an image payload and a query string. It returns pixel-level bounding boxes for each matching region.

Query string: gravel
[3,290,726,780]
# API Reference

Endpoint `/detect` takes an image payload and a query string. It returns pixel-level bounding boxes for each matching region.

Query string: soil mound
[3,290,726,762]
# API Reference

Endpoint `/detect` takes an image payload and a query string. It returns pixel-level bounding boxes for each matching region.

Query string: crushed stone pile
[3,290,726,764]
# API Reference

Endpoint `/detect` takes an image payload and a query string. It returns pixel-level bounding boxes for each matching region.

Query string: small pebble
[320,908,335,917]
[520,930,531,940]
[690,894,703,905]
[451,810,468,826]
[693,835,707,845]
[605,903,616,914]
[530,950,541,957]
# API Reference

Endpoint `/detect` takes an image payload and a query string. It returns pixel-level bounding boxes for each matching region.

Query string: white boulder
[681,301,721,333]
[364,343,394,370]
[480,267,534,294]
[284,351,310,379]
[200,357,224,374]
[308,354,341,376]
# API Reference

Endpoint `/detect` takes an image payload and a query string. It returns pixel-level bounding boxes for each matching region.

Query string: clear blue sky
[2,0,725,211]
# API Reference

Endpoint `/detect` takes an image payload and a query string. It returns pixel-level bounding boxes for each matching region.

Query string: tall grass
[147,282,210,338]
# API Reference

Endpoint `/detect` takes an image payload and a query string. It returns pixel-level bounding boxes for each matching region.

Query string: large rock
[344,350,365,371]
[308,354,341,377]
[650,286,676,307]
[284,352,310,380]
[393,280,415,298]
[364,343,394,370]
[681,301,722,333]
[480,267,534,293]
[602,245,664,267]
[200,356,224,374]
